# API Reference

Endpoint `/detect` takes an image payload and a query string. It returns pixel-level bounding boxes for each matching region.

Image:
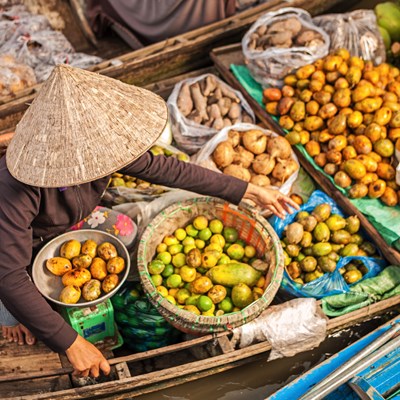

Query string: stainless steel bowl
[32,229,130,307]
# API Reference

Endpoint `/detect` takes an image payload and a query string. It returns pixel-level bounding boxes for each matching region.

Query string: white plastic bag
[192,123,299,196]
[231,298,327,360]
[313,9,386,64]
[242,7,330,87]
[167,73,255,155]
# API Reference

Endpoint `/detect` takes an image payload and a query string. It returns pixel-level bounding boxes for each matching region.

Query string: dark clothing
[0,152,247,353]
[87,0,236,47]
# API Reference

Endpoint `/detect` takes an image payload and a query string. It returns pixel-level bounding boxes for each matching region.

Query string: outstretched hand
[66,334,110,378]
[243,183,299,218]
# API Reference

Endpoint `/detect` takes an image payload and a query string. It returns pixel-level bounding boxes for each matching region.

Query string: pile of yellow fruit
[110,144,190,189]
[263,48,400,207]
[147,215,267,316]
[46,239,125,304]
[282,203,377,285]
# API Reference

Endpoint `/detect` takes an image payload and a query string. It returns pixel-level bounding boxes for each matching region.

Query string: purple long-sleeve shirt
[0,152,247,353]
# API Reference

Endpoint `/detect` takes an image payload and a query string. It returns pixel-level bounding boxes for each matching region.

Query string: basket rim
[137,197,284,331]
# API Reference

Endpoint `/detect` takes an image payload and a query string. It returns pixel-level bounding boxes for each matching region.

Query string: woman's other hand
[243,183,300,218]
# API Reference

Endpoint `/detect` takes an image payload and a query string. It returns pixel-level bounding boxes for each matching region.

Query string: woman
[0,64,298,379]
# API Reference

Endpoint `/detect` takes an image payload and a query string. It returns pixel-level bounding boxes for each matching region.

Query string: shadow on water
[138,313,396,400]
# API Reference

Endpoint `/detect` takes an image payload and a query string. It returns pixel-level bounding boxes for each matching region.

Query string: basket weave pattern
[137,197,284,335]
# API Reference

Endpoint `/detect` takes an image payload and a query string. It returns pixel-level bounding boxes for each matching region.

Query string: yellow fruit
[166,274,182,288]
[232,283,253,309]
[209,219,224,234]
[244,245,256,258]
[185,224,199,237]
[60,239,81,260]
[156,243,168,253]
[227,244,245,260]
[59,285,81,304]
[81,240,98,259]
[46,257,72,276]
[207,285,227,304]
[172,253,186,268]
[210,234,226,248]
[165,295,176,305]
[168,244,183,256]
[163,235,179,246]
[180,265,197,282]
[107,256,125,274]
[256,276,266,289]
[148,260,165,275]
[201,251,220,268]
[190,276,213,294]
[151,274,163,286]
[183,305,201,315]
[174,228,187,241]
[157,286,168,297]
[193,215,208,230]
[195,239,206,249]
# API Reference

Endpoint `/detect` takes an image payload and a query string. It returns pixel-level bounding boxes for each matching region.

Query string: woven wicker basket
[137,197,284,335]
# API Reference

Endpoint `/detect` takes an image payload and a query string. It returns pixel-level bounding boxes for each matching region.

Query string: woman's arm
[121,152,299,216]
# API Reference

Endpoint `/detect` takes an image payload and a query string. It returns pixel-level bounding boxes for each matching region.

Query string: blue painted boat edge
[267,316,400,400]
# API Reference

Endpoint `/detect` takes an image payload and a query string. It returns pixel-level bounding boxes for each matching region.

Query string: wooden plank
[210,44,400,266]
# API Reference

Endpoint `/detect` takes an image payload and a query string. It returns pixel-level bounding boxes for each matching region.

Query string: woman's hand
[66,334,110,378]
[243,183,300,218]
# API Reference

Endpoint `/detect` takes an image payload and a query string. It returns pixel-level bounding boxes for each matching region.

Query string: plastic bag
[242,7,330,87]
[313,10,386,64]
[231,298,327,360]
[192,122,299,196]
[111,281,182,352]
[0,54,36,97]
[322,265,400,317]
[270,190,386,299]
[167,73,255,154]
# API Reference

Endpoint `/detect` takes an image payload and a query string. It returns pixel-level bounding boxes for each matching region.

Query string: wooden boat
[210,43,400,266]
[0,0,352,133]
[268,315,400,400]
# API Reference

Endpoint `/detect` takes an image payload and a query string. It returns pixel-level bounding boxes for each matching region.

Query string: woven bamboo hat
[6,64,168,187]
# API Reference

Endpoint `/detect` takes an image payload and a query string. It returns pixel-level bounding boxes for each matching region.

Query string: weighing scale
[59,299,123,350]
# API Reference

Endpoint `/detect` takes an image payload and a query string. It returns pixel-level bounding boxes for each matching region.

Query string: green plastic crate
[60,299,123,350]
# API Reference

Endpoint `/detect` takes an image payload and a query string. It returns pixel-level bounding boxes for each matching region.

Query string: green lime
[148,260,166,275]
[166,274,182,288]
[198,228,212,241]
[185,294,200,306]
[223,227,239,243]
[209,219,224,234]
[217,254,231,265]
[197,295,213,312]
[161,263,174,278]
[218,297,234,313]
[156,251,172,265]
[185,224,199,237]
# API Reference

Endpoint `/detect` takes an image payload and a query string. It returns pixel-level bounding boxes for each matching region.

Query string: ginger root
[177,83,193,117]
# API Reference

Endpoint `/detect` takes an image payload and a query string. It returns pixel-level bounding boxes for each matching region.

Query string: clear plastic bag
[231,298,327,360]
[167,73,255,154]
[0,54,36,96]
[242,7,330,87]
[313,9,386,64]
[192,122,299,196]
[270,190,386,299]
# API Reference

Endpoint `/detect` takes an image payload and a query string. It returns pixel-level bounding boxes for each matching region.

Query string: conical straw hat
[6,64,168,187]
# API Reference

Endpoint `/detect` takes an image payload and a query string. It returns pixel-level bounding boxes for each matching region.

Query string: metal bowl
[32,229,130,308]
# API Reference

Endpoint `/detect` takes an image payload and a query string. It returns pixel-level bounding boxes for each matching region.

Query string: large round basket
[137,197,284,335]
